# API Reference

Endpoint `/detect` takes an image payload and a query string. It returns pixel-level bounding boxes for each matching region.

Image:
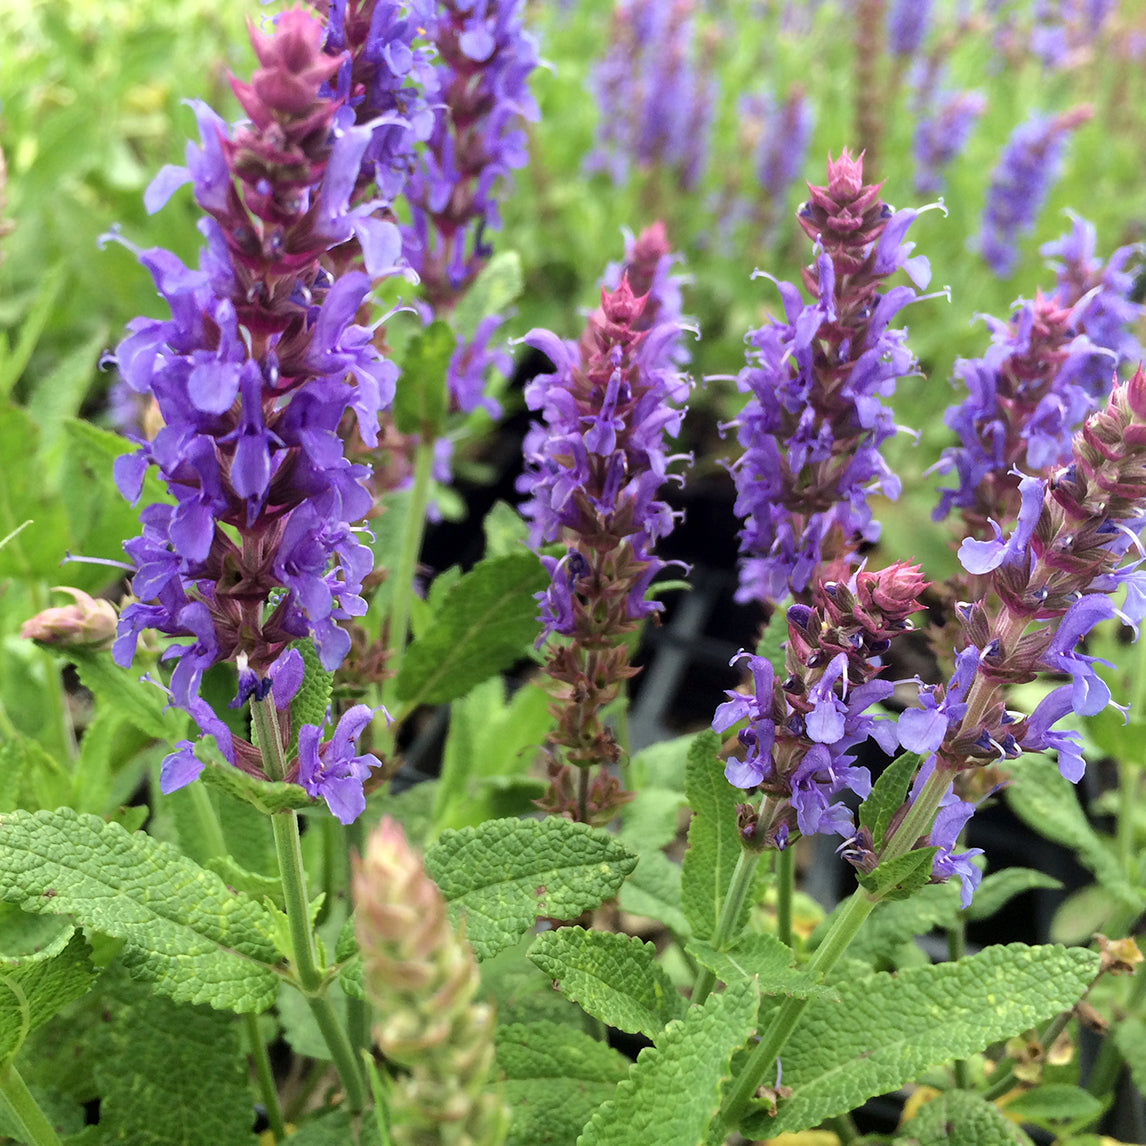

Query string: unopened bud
[20,588,117,649]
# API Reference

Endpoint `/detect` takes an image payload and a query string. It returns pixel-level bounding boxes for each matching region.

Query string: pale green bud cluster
[353,816,507,1145]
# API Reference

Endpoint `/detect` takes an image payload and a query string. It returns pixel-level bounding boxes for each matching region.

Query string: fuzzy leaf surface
[742,943,1099,1137]
[0,808,279,1012]
[578,978,758,1146]
[894,1089,1033,1146]
[859,751,921,848]
[396,551,549,706]
[93,976,253,1146]
[497,1020,630,1146]
[681,730,744,942]
[528,928,686,1039]
[618,848,689,937]
[687,933,831,999]
[0,929,96,1060]
[424,818,637,962]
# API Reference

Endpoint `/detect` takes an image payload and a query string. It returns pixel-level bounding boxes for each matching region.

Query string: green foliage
[859,752,921,849]
[91,972,254,1146]
[753,609,788,677]
[0,808,280,1012]
[858,845,941,902]
[686,933,830,999]
[835,881,962,969]
[64,646,185,743]
[423,817,638,962]
[0,928,97,1061]
[0,729,71,813]
[1006,754,1145,912]
[893,1089,1034,1146]
[527,928,687,1039]
[617,848,690,938]
[965,867,1063,923]
[741,944,1100,1137]
[287,637,335,741]
[198,752,316,815]
[578,979,759,1146]
[681,730,745,942]
[999,1083,1105,1136]
[396,551,549,706]
[1112,1015,1146,1100]
[453,251,524,343]
[495,1020,630,1146]
[392,319,454,438]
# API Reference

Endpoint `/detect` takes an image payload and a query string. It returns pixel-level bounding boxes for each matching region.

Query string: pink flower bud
[20,588,118,650]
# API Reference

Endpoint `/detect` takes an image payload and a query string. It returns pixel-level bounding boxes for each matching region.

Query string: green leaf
[424,818,638,962]
[578,978,759,1146]
[482,498,532,559]
[681,730,744,943]
[617,849,690,938]
[481,937,583,1028]
[1006,753,1143,910]
[496,1019,629,1146]
[999,1083,1104,1133]
[392,320,453,437]
[860,751,921,849]
[1113,1015,1146,1100]
[0,404,71,580]
[753,608,787,677]
[396,551,549,706]
[858,845,940,901]
[204,856,284,907]
[965,867,1063,923]
[0,808,280,1013]
[742,943,1100,1137]
[618,787,688,854]
[63,647,184,743]
[0,929,97,1061]
[27,329,105,483]
[627,732,696,793]
[0,265,64,399]
[281,1108,385,1146]
[198,753,316,815]
[287,637,335,742]
[92,974,254,1146]
[686,933,831,999]
[0,730,71,813]
[453,251,524,343]
[894,1089,1034,1146]
[527,928,687,1039]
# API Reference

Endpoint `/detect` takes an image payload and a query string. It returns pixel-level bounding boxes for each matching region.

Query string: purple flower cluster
[887,0,932,57]
[906,58,985,195]
[587,0,717,192]
[977,106,1091,277]
[107,10,410,818]
[726,152,938,605]
[401,0,540,310]
[932,214,1142,526]
[716,563,926,845]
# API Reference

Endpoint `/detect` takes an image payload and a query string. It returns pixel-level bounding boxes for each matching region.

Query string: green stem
[0,1060,64,1146]
[776,845,794,949]
[692,847,765,1008]
[721,758,953,1127]
[186,782,228,860]
[382,436,436,707]
[255,697,368,1113]
[1085,963,1146,1104]
[344,816,372,1058]
[244,1013,286,1144]
[983,1005,1078,1102]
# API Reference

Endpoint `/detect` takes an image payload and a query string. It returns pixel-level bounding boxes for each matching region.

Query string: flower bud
[20,588,118,650]
[353,816,507,1146]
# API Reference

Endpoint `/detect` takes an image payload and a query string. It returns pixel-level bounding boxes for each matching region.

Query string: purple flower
[1040,595,1115,716]
[297,704,386,824]
[1020,685,1086,782]
[887,0,932,57]
[978,107,1090,277]
[957,473,1045,574]
[907,57,985,195]
[929,799,984,909]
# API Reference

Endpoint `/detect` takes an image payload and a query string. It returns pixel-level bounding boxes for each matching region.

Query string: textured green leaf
[0,732,70,813]
[1113,1015,1146,1100]
[965,867,1063,923]
[894,1089,1033,1146]
[681,730,744,942]
[742,943,1100,1137]
[64,648,184,743]
[618,787,687,854]
[287,637,335,741]
[578,978,758,1146]
[481,938,583,1028]
[93,975,254,1146]
[858,845,940,901]
[496,1019,629,1146]
[528,928,687,1039]
[687,933,831,999]
[618,848,689,937]
[453,251,524,343]
[0,929,97,1060]
[198,754,315,814]
[396,551,549,706]
[999,1083,1104,1132]
[860,751,921,848]
[482,498,532,559]
[0,808,280,1012]
[424,818,638,962]
[0,905,72,959]
[1006,753,1144,910]
[392,319,453,436]
[281,1108,384,1146]
[627,732,695,793]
